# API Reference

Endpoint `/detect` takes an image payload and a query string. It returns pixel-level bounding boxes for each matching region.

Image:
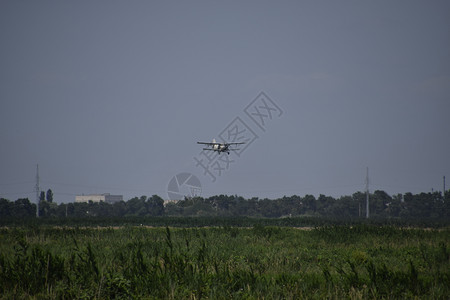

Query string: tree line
[1,189,449,219]
[0,189,450,219]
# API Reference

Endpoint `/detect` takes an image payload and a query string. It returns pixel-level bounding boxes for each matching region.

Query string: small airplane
[197,139,245,155]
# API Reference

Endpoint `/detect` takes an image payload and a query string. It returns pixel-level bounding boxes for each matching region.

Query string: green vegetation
[1,225,449,299]
[1,190,448,298]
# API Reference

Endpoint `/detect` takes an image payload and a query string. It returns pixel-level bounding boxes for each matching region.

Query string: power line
[40,179,163,194]
[0,191,34,196]
[0,181,35,186]
[38,178,169,201]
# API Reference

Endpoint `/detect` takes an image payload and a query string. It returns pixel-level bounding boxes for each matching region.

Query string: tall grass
[0,225,448,298]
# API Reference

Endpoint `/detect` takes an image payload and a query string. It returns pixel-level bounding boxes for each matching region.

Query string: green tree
[66,203,75,216]
[112,201,127,217]
[352,192,366,218]
[302,194,316,215]
[13,198,35,217]
[46,189,53,203]
[127,196,147,216]
[371,190,392,217]
[55,203,68,217]
[386,194,402,217]
[442,190,450,218]
[148,195,164,216]
[73,202,89,217]
[317,194,335,216]
[39,200,50,217]
[334,195,358,217]
[165,201,183,215]
[0,198,12,217]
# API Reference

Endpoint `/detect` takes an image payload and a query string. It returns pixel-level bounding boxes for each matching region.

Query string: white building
[75,193,123,204]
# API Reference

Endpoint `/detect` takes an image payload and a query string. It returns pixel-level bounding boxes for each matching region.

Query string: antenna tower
[365,167,369,218]
[35,164,40,217]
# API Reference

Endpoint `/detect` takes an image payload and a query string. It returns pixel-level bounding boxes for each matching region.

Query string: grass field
[0,224,449,299]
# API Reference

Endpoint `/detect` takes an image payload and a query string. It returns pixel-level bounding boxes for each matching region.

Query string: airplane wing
[198,141,245,145]
[202,148,240,151]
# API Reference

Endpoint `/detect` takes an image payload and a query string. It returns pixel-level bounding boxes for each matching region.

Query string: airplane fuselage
[213,143,229,152]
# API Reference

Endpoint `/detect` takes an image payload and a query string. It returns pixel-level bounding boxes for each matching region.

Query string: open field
[0,224,449,299]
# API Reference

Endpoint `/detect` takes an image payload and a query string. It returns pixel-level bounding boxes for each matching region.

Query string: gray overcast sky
[1,1,449,203]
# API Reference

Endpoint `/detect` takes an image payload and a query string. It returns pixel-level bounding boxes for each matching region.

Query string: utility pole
[365,167,369,219]
[35,164,40,217]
